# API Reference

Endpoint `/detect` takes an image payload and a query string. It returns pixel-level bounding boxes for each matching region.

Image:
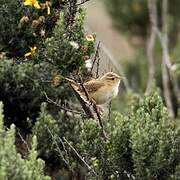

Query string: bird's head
[100,72,123,86]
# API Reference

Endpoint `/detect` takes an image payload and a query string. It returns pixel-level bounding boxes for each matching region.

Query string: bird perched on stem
[66,72,123,105]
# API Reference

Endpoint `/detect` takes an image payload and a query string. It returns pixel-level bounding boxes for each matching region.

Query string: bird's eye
[111,77,115,80]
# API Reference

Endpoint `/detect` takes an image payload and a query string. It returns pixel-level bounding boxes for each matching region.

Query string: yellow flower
[24,46,37,57]
[47,6,50,15]
[85,34,95,42]
[24,0,40,9]
[45,1,51,15]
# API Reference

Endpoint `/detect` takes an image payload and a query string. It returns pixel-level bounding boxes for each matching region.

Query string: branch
[96,53,100,79]
[68,75,108,140]
[78,75,91,102]
[92,102,107,140]
[47,126,99,177]
[63,137,98,177]
[70,84,95,119]
[43,91,85,116]
[146,0,157,94]
[17,130,30,152]
[108,100,112,122]
[161,0,175,118]
[46,127,70,168]
[147,0,178,117]
[90,41,101,73]
[76,0,91,6]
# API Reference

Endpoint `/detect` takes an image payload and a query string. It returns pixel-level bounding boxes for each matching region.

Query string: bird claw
[96,105,104,115]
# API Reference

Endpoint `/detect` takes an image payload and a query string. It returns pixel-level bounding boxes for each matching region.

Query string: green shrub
[0,102,50,180]
[80,91,180,179]
[33,102,84,170]
[0,0,65,58]
[0,59,73,130]
[32,103,59,163]
[130,91,180,179]
[43,10,86,75]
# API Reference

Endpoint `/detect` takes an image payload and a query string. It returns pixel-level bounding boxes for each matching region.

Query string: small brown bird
[70,72,123,105]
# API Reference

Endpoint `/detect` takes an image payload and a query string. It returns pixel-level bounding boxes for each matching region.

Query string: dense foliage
[0,59,73,130]
[0,102,50,180]
[0,0,179,179]
[80,91,180,179]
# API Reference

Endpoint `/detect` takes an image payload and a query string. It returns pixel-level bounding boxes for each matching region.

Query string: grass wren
[71,72,123,105]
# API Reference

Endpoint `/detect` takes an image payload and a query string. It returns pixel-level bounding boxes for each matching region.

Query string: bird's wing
[79,80,104,93]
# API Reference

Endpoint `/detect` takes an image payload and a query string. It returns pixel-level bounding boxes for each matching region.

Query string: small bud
[85,34,95,42]
[20,16,29,24]
[38,16,45,23]
[81,46,88,53]
[32,20,40,28]
[83,55,90,61]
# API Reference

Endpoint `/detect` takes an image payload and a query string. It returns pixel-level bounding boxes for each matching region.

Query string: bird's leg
[90,99,103,115]
[96,105,104,115]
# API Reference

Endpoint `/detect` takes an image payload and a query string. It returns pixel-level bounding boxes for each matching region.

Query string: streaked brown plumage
[69,72,123,105]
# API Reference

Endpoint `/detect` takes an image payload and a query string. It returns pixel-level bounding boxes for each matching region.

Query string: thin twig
[76,75,107,139]
[46,127,70,167]
[96,53,100,78]
[58,137,69,160]
[17,130,30,152]
[69,74,107,140]
[43,91,85,116]
[63,137,98,177]
[77,75,90,101]
[92,103,107,140]
[76,0,91,6]
[90,41,101,73]
[70,83,95,118]
[108,100,112,122]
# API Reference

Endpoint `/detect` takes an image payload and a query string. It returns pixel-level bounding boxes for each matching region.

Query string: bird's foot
[89,99,103,115]
[96,105,104,115]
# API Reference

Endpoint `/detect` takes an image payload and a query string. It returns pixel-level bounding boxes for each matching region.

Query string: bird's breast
[89,84,119,105]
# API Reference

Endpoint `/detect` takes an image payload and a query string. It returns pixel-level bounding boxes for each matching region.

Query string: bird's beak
[116,75,124,80]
